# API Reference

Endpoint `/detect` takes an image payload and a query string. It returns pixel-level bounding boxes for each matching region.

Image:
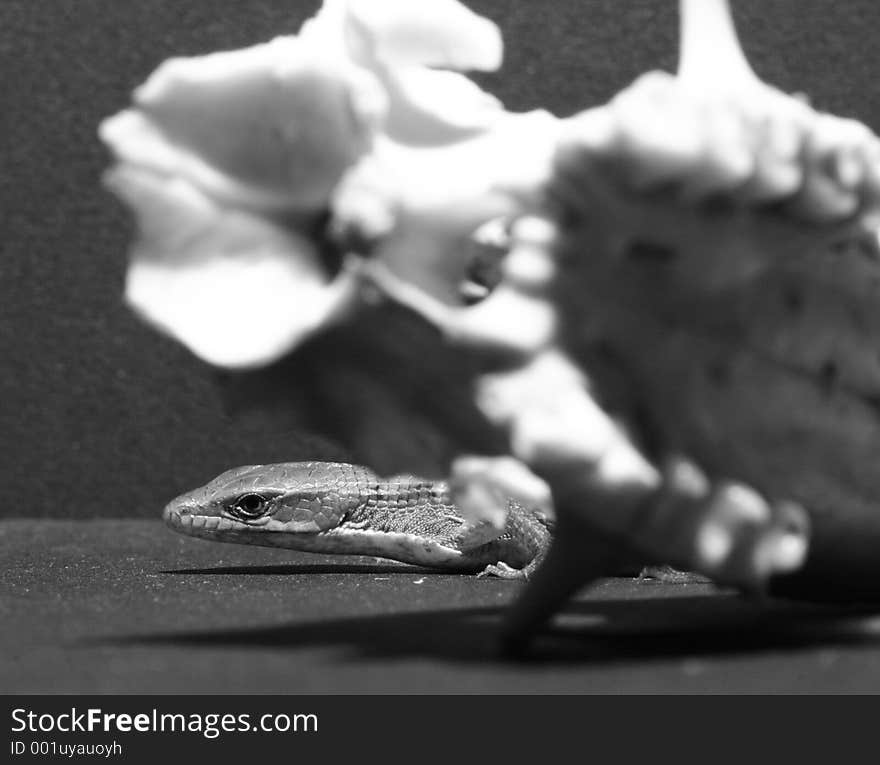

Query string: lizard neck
[346,473,460,539]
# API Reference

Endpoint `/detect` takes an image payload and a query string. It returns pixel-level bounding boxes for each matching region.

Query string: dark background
[3,0,880,519]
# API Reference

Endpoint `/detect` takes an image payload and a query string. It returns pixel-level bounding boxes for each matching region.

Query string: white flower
[100,0,554,368]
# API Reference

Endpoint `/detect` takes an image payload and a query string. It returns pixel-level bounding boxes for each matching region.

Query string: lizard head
[163,462,364,546]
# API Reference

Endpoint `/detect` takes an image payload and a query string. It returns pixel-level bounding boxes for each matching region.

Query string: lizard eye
[230,493,270,520]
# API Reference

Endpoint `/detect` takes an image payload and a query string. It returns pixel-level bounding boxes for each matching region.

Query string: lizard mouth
[163,502,236,534]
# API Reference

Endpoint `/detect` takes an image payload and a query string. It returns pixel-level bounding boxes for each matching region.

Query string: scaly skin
[164,461,553,577]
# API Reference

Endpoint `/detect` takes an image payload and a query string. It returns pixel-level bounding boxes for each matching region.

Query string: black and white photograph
[3,0,880,734]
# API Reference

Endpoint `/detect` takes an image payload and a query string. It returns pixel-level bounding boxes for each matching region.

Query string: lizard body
[164,461,553,577]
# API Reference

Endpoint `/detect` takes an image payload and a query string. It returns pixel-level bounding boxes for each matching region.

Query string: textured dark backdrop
[2,0,879,518]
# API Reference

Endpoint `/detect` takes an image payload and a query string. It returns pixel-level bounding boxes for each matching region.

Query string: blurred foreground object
[102,0,880,650]
[100,0,556,368]
[461,0,880,647]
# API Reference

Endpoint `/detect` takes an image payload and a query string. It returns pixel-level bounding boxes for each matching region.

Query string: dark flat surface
[3,521,880,693]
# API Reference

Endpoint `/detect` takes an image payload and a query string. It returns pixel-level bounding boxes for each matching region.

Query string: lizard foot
[478,561,529,580]
[637,564,711,584]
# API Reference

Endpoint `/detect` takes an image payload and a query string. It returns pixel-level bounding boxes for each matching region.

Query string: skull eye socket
[231,493,270,520]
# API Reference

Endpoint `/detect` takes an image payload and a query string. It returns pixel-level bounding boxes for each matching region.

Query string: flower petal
[379,66,504,145]
[102,36,384,211]
[302,0,504,146]
[100,110,293,213]
[105,164,358,368]
[344,0,502,71]
[339,109,560,305]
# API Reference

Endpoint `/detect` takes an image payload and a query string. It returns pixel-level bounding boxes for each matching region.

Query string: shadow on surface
[162,563,432,576]
[95,593,880,664]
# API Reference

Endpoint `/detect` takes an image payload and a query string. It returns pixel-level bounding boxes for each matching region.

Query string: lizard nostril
[162,501,191,527]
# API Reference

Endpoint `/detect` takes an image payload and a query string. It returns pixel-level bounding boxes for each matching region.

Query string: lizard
[163,460,553,578]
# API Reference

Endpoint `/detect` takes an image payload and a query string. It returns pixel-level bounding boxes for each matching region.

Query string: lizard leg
[477,540,553,579]
[637,564,710,584]
[478,561,527,580]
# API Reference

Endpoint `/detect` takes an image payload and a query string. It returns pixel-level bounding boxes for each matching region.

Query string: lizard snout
[162,498,198,530]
